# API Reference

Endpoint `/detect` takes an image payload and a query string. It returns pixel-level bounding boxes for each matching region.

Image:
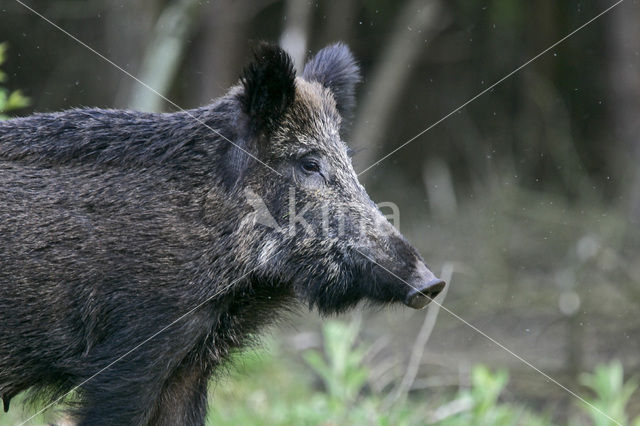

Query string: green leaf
[577,361,637,426]
[0,42,29,118]
[6,90,29,110]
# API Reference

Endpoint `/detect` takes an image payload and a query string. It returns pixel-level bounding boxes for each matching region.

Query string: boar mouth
[403,279,446,309]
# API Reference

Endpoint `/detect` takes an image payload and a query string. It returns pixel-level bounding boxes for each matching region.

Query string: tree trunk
[125,0,203,112]
[351,0,445,177]
[279,0,313,73]
[604,1,640,220]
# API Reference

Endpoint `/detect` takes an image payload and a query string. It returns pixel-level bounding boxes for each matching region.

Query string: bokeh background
[1,0,639,424]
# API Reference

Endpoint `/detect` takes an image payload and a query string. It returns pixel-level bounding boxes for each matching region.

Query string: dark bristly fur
[303,42,361,130]
[239,42,297,135]
[0,43,440,425]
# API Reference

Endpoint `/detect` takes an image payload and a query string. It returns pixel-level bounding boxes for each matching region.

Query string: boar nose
[402,260,446,309]
[404,278,446,310]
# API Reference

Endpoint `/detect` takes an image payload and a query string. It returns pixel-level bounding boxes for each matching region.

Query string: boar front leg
[148,363,211,426]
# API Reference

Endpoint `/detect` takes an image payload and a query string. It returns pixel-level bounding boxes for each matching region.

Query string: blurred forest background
[1,0,639,424]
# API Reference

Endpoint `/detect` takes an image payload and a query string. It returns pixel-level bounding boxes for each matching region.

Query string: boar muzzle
[404,278,446,309]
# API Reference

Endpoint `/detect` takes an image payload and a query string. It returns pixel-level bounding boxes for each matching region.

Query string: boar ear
[303,43,361,125]
[239,43,296,134]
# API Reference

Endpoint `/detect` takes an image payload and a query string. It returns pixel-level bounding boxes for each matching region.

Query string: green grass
[204,321,639,426]
[1,322,638,425]
[205,321,554,426]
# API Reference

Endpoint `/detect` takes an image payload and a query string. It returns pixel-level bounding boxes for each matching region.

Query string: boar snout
[403,261,446,309]
[404,278,445,309]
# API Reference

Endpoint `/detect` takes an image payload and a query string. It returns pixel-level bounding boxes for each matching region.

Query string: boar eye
[300,159,321,174]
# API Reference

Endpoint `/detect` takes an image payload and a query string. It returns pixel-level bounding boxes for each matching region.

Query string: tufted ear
[303,43,361,126]
[239,43,296,134]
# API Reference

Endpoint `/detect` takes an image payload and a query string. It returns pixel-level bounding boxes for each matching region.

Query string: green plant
[11,320,636,425]
[435,365,552,426]
[302,319,420,425]
[0,42,29,120]
[205,321,421,425]
[204,321,560,426]
[303,319,369,403]
[469,365,509,419]
[577,361,640,426]
[301,319,400,424]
